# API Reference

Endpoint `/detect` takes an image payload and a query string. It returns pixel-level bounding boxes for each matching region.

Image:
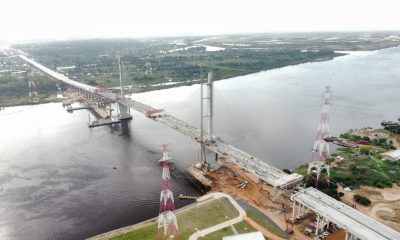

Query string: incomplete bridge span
[18,54,303,191]
[17,53,400,240]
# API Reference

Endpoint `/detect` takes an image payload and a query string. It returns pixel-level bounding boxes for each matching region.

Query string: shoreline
[87,193,239,240]
[1,52,347,108]
[0,96,62,108]
[6,43,400,108]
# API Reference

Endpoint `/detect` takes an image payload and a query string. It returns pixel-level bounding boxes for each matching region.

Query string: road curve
[188,192,246,240]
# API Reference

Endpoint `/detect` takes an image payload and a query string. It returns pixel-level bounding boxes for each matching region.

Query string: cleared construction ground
[340,185,400,232]
[190,162,311,240]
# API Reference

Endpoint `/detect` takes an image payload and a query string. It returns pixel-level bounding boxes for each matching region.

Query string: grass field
[245,210,288,239]
[198,221,259,240]
[111,198,239,240]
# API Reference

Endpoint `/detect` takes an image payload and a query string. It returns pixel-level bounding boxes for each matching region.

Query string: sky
[0,0,399,42]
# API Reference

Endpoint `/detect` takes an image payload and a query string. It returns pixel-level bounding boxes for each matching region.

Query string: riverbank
[294,126,400,232]
[121,52,346,95]
[5,42,400,107]
[0,94,61,107]
[89,193,250,240]
[89,191,293,240]
[0,51,344,107]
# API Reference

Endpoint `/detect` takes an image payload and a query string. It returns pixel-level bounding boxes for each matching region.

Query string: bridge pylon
[117,55,132,122]
[199,72,216,170]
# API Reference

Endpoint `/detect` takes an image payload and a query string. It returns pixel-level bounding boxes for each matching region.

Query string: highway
[17,53,303,190]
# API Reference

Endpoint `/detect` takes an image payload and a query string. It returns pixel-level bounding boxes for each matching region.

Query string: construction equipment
[282,203,294,235]
[146,108,165,119]
[178,194,198,200]
[236,181,248,189]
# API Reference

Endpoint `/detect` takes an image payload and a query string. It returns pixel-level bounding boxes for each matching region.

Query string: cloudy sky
[1,0,399,42]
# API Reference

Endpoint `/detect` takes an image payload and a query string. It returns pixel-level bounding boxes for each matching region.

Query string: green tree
[359,146,371,155]
[353,194,371,206]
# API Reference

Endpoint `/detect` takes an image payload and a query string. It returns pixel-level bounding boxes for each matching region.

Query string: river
[1,46,400,239]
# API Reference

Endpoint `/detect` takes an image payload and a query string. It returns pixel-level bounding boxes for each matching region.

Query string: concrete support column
[297,204,301,217]
[345,231,349,240]
[301,204,305,216]
[292,201,296,220]
[315,215,320,236]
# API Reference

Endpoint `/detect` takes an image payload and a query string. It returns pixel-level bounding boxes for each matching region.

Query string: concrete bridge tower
[117,55,132,121]
[199,72,215,169]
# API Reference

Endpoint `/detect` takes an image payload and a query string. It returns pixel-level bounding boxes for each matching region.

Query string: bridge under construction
[292,187,400,240]
[17,53,303,191]
[13,51,400,240]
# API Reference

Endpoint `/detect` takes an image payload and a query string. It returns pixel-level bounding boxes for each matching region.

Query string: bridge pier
[315,214,320,235]
[117,103,132,120]
[292,201,296,220]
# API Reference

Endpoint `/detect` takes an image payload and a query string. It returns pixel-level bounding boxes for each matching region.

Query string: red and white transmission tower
[157,145,179,239]
[307,86,332,187]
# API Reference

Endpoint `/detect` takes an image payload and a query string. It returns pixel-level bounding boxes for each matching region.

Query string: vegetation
[330,147,400,188]
[246,210,288,239]
[296,146,400,190]
[340,133,396,150]
[199,222,258,240]
[199,226,234,240]
[353,194,371,206]
[304,175,342,200]
[384,125,400,134]
[15,39,341,88]
[111,199,239,240]
[296,128,400,199]
[111,224,157,240]
[3,32,399,106]
[0,53,58,106]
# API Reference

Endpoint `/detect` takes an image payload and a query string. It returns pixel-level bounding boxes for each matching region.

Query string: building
[223,231,264,240]
[382,149,400,161]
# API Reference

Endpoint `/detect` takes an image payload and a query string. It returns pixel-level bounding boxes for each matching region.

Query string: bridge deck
[292,187,400,240]
[18,54,303,190]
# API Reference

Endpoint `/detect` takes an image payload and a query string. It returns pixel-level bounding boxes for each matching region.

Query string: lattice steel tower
[157,145,179,239]
[145,59,152,75]
[307,86,332,186]
[26,70,38,102]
